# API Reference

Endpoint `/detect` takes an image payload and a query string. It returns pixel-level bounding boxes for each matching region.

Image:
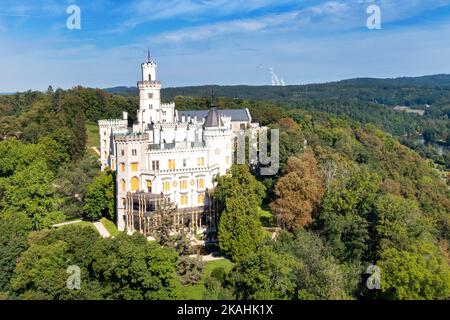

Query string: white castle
[99,53,261,239]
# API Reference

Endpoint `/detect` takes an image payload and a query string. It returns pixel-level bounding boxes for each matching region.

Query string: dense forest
[0,85,449,300]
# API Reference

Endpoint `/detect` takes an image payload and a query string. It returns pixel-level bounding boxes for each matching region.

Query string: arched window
[180,179,188,190]
[148,74,152,81]
[163,181,171,192]
[121,179,126,192]
[131,177,139,192]
[197,193,205,205]
[180,195,188,206]
[146,180,152,193]
[197,178,205,189]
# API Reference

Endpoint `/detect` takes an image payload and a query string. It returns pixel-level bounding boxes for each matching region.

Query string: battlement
[98,119,128,128]
[115,133,149,143]
[137,80,161,89]
[161,102,175,109]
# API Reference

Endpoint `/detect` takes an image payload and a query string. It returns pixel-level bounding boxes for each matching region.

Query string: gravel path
[93,221,111,238]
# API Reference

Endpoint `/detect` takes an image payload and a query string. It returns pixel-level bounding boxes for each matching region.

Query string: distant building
[98,53,261,240]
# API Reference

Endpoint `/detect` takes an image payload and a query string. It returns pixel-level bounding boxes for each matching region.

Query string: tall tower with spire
[137,50,162,131]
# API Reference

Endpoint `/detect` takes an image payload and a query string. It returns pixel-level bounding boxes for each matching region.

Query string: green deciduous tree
[0,160,63,230]
[229,245,298,300]
[0,212,32,295]
[378,243,450,300]
[83,170,115,221]
[317,168,379,262]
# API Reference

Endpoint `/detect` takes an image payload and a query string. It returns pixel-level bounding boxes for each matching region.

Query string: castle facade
[98,54,261,239]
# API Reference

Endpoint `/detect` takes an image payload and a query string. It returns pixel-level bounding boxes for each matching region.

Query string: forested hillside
[0,86,449,300]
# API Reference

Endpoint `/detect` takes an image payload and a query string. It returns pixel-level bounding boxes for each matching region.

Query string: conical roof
[204,106,224,127]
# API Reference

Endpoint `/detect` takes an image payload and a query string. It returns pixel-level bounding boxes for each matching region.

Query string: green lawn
[100,218,121,237]
[86,122,100,148]
[182,258,234,300]
[259,205,277,227]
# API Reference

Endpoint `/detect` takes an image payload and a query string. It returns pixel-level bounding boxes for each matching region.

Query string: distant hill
[104,74,450,106]
[104,86,138,96]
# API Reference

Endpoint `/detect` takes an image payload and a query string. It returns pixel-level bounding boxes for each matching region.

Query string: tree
[59,94,87,160]
[37,136,71,173]
[316,168,379,262]
[274,230,359,300]
[0,212,32,295]
[92,232,182,300]
[176,256,203,286]
[55,155,100,218]
[0,160,63,230]
[374,195,432,252]
[11,225,182,300]
[215,165,265,262]
[229,245,298,300]
[154,198,177,246]
[83,170,115,221]
[378,243,450,300]
[270,150,324,230]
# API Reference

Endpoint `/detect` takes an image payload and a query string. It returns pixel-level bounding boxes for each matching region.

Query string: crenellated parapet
[98,119,128,129]
[161,102,175,109]
[115,133,149,144]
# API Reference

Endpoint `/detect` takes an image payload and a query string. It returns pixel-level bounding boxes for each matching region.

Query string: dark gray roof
[177,109,250,122]
[204,107,224,127]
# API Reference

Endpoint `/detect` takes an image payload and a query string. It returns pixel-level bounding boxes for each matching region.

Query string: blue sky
[1,0,450,91]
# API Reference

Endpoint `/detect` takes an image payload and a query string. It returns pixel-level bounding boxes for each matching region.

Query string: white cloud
[151,11,300,43]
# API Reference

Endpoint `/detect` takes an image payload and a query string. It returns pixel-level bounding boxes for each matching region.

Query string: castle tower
[203,98,233,176]
[137,50,162,131]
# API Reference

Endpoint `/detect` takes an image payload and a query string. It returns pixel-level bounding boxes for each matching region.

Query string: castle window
[120,163,125,172]
[197,178,205,189]
[148,93,153,99]
[163,181,171,192]
[131,162,139,172]
[183,159,187,167]
[180,179,188,190]
[121,149,124,156]
[121,179,126,192]
[180,195,188,206]
[148,74,152,81]
[146,180,152,193]
[197,193,205,205]
[132,149,137,156]
[168,159,176,170]
[104,151,107,159]
[152,160,159,171]
[197,157,205,166]
[131,177,139,192]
